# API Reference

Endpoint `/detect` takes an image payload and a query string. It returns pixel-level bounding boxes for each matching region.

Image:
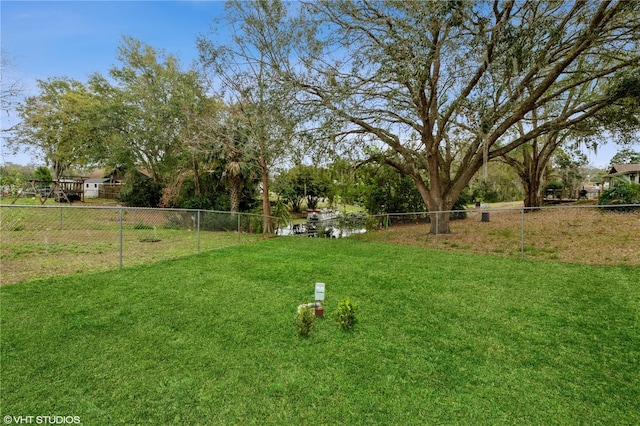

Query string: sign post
[314,282,325,317]
[314,283,325,301]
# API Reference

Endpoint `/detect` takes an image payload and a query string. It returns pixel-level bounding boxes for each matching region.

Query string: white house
[84,178,110,198]
[605,164,640,186]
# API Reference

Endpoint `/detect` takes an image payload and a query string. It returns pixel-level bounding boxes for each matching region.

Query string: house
[84,167,152,199]
[604,164,640,187]
[84,178,110,198]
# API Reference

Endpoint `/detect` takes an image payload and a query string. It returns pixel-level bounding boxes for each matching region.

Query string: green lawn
[1,238,638,424]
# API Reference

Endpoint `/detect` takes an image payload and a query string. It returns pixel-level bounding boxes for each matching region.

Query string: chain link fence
[2,203,638,285]
[1,205,276,285]
[360,204,640,265]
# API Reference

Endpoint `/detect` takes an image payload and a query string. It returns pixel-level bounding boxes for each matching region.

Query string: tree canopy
[8,77,104,178]
[6,1,640,225]
[265,0,640,232]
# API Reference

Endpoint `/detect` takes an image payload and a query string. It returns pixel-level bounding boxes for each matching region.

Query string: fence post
[435,212,439,248]
[197,210,201,253]
[59,207,63,230]
[119,207,123,270]
[520,207,525,259]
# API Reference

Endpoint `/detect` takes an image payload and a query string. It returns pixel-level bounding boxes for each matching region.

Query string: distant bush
[543,181,564,199]
[450,197,468,220]
[599,177,640,211]
[202,213,240,232]
[118,175,162,207]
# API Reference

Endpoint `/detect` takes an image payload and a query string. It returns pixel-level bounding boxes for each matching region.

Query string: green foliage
[272,165,331,211]
[468,162,523,203]
[450,197,468,219]
[294,306,315,337]
[328,159,367,209]
[544,181,564,191]
[361,163,424,214]
[33,166,53,184]
[247,205,265,234]
[8,77,105,178]
[543,181,564,198]
[598,177,640,211]
[552,149,587,198]
[609,149,640,166]
[470,181,499,203]
[180,197,214,211]
[336,298,357,331]
[94,37,211,191]
[117,173,163,207]
[272,198,291,229]
[201,213,240,232]
[0,164,34,192]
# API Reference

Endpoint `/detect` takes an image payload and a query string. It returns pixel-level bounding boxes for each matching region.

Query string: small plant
[294,306,315,337]
[336,298,357,331]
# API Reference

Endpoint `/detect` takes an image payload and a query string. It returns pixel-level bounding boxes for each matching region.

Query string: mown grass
[1,238,638,424]
[0,205,263,284]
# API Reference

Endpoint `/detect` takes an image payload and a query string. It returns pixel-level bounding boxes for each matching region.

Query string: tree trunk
[192,155,201,199]
[523,179,542,208]
[260,158,273,234]
[52,160,65,181]
[520,150,552,209]
[229,174,240,214]
[430,209,451,235]
[412,174,452,235]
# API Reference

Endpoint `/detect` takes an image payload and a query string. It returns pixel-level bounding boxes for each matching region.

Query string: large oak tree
[266,0,640,232]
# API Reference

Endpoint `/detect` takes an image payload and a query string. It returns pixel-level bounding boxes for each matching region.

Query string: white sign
[314,282,325,301]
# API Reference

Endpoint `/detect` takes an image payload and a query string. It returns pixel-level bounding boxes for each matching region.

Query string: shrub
[336,298,357,331]
[599,177,640,212]
[200,212,238,232]
[450,197,467,220]
[543,181,564,199]
[294,306,315,337]
[118,175,162,207]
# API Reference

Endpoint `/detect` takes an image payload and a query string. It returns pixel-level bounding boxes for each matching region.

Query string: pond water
[276,223,366,238]
[276,209,367,238]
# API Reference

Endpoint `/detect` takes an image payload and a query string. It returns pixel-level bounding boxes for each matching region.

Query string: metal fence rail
[0,205,275,285]
[1,203,638,285]
[362,204,640,266]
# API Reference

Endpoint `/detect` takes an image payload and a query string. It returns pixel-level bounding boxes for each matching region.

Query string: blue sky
[0,1,624,168]
[2,0,227,165]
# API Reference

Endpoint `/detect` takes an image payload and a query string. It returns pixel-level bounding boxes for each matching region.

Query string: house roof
[608,164,640,175]
[87,169,107,179]
[87,167,153,180]
[85,178,110,184]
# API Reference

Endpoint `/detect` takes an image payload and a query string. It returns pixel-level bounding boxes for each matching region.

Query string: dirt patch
[356,206,640,266]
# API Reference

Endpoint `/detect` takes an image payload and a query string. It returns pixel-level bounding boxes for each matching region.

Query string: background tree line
[5,1,639,232]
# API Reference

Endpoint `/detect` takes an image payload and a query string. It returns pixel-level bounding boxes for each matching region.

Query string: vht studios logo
[3,415,81,425]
